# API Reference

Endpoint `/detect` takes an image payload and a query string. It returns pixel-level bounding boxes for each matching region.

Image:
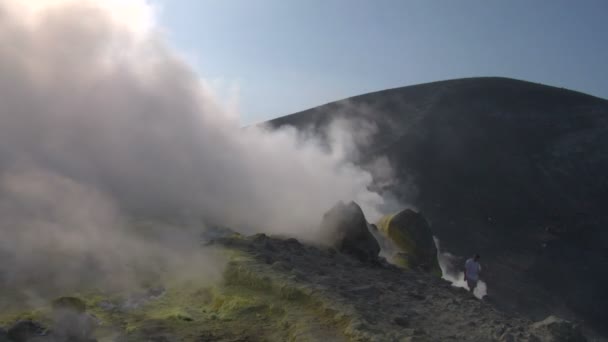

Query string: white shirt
[465,258,481,281]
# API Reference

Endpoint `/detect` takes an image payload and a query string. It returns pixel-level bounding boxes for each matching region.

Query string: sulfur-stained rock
[376,209,441,275]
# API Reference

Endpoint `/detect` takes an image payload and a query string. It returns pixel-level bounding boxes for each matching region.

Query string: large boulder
[376,209,441,275]
[319,201,380,262]
[530,316,587,342]
[51,297,86,313]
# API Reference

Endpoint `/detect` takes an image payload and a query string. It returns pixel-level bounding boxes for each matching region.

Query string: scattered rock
[251,233,268,242]
[530,316,587,342]
[393,317,410,327]
[500,332,516,342]
[319,201,380,262]
[271,261,291,271]
[264,241,277,252]
[98,300,116,311]
[127,231,592,341]
[262,255,274,264]
[121,287,165,310]
[407,292,426,301]
[147,286,166,298]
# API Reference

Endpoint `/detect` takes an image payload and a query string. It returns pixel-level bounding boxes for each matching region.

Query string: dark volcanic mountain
[267,77,608,336]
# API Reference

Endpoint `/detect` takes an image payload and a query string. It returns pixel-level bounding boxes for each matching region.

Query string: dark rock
[263,255,274,264]
[201,226,238,244]
[500,332,516,342]
[263,241,277,252]
[407,292,426,301]
[51,297,96,342]
[393,317,409,327]
[412,328,426,336]
[285,238,301,246]
[319,201,380,262]
[271,261,291,271]
[7,320,46,342]
[0,328,10,342]
[348,285,380,298]
[251,233,268,242]
[52,297,86,313]
[327,248,337,257]
[530,316,587,342]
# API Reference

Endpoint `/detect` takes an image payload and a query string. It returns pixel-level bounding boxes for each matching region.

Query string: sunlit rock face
[269,77,608,336]
[375,209,441,275]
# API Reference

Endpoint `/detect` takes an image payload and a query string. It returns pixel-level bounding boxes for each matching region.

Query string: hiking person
[464,254,481,292]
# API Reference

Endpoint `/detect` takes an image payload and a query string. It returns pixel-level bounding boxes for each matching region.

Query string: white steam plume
[0,0,387,292]
[434,238,487,299]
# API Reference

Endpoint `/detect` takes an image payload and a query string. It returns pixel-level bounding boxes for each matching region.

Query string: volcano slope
[0,230,586,342]
[267,77,608,336]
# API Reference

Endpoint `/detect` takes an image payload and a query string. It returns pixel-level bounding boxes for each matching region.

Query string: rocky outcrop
[52,296,87,313]
[530,316,587,342]
[376,209,441,275]
[319,201,380,262]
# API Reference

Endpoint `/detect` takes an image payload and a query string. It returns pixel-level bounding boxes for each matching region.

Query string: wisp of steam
[434,238,487,299]
[0,0,387,295]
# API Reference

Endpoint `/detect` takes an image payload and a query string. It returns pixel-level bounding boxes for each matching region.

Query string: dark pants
[467,278,478,291]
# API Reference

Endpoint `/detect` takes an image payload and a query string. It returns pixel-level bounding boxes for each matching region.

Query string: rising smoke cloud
[0,0,387,292]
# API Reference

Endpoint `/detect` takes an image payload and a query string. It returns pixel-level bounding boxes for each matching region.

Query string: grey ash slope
[267,77,608,335]
[216,233,584,342]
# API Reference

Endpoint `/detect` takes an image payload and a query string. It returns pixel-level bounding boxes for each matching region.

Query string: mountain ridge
[269,77,607,127]
[267,77,608,337]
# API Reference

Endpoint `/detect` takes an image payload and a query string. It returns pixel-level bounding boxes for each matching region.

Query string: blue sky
[152,0,608,124]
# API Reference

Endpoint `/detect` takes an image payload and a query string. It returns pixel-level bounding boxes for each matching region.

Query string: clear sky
[152,0,608,124]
